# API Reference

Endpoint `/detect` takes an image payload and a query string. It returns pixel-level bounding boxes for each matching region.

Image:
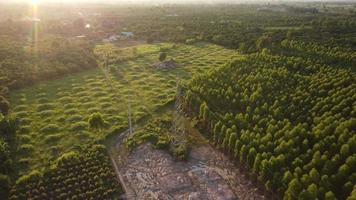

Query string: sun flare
[31,0,39,6]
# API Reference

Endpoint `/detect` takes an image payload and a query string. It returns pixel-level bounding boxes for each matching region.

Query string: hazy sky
[0,0,354,4]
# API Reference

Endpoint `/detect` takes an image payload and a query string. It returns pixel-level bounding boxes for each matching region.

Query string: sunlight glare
[31,0,40,6]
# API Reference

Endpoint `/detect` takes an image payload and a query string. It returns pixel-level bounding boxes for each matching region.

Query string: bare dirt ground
[117,142,266,200]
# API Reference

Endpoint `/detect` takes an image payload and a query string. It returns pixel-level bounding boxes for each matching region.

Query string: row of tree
[0,114,18,198]
[9,145,122,200]
[183,52,355,199]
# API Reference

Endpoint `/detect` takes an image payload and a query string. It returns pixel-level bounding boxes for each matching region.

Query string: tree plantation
[183,52,355,199]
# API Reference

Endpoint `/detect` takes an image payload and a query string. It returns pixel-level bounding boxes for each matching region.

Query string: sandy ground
[117,142,266,200]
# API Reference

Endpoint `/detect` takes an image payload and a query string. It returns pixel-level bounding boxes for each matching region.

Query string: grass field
[10,42,241,176]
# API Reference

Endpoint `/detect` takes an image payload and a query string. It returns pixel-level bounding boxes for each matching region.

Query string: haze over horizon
[1,0,355,5]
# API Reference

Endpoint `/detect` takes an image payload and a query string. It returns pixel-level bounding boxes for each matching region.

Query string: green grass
[10,42,242,176]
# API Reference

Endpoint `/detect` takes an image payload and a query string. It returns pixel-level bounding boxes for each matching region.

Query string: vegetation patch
[9,145,123,200]
[125,118,190,161]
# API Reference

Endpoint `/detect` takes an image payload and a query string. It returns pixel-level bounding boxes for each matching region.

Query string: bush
[64,108,79,115]
[159,52,167,61]
[40,124,60,134]
[71,121,87,131]
[88,112,106,130]
[17,144,34,155]
[52,151,80,169]
[170,140,190,161]
[0,98,10,115]
[36,103,54,111]
[38,110,56,117]
[16,170,42,185]
[66,115,83,123]
[0,173,11,198]
[44,134,62,144]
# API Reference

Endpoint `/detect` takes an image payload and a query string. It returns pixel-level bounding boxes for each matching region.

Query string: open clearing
[10,42,241,176]
[111,113,266,200]
[118,142,265,200]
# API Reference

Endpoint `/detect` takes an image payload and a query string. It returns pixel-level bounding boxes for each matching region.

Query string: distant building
[166,14,179,17]
[102,32,134,43]
[22,16,41,22]
[121,32,134,38]
[103,34,119,43]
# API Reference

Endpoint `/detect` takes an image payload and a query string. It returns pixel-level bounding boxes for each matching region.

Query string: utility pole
[128,96,133,135]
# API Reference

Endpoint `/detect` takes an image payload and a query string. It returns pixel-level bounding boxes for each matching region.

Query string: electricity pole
[128,96,133,135]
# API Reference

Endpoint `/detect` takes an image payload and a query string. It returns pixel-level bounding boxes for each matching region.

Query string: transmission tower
[173,76,183,134]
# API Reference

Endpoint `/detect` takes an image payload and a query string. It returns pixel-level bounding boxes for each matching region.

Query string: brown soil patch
[118,142,266,200]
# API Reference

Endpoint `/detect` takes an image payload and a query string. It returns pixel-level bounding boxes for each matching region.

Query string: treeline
[0,36,96,90]
[0,35,96,127]
[9,145,122,200]
[182,53,355,199]
[281,39,356,68]
[0,115,17,199]
[119,4,356,53]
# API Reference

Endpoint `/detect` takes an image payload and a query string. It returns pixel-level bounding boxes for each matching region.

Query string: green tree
[253,153,262,174]
[88,112,106,130]
[159,52,167,62]
[213,121,222,145]
[228,132,237,154]
[247,147,257,168]
[284,178,302,200]
[0,98,9,116]
[222,128,232,151]
[325,191,337,200]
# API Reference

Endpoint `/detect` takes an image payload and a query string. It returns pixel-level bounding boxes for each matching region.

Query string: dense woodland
[0,2,355,199]
[183,49,355,199]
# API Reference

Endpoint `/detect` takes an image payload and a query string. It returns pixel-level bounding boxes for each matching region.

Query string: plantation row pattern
[183,53,355,200]
[9,145,122,200]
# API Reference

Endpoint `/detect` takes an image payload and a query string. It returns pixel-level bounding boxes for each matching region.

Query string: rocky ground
[117,142,266,200]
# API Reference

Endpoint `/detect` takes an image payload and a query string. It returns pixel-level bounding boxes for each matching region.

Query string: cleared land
[10,42,241,176]
[118,141,265,200]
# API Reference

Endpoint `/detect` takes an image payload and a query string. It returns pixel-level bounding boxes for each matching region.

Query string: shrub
[37,98,49,103]
[58,96,72,103]
[170,140,190,161]
[54,151,79,167]
[14,111,28,118]
[13,105,27,111]
[44,134,62,144]
[71,122,87,131]
[36,103,54,111]
[159,52,167,61]
[18,135,31,143]
[66,115,83,123]
[40,124,60,134]
[38,110,56,117]
[17,144,34,155]
[0,174,11,198]
[16,170,42,185]
[64,108,78,115]
[88,112,107,130]
[0,98,10,115]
